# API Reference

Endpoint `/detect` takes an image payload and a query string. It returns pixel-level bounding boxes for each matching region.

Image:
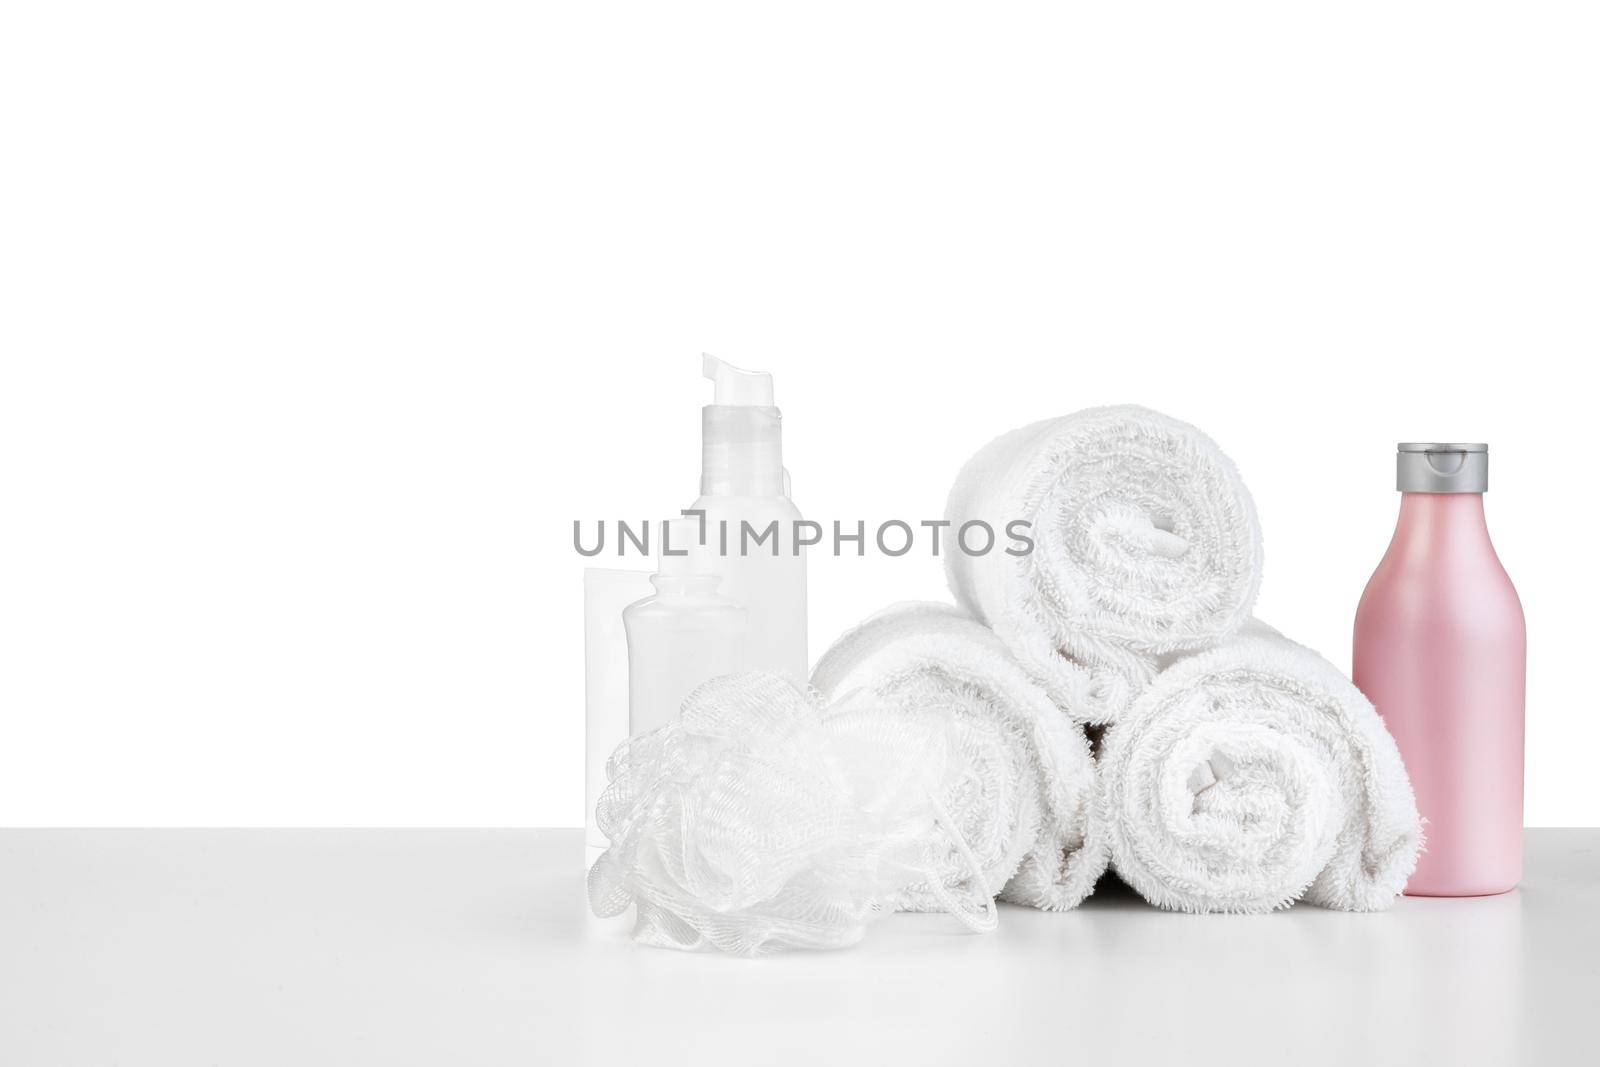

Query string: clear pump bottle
[688,356,808,681]
[623,519,747,736]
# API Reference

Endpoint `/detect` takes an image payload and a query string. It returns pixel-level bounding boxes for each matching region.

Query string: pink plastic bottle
[1354,443,1524,896]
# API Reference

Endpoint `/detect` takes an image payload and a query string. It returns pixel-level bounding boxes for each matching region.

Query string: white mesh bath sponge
[588,672,997,955]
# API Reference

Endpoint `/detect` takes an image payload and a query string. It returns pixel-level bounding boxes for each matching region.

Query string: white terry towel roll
[811,602,1107,911]
[1097,623,1422,913]
[944,405,1263,724]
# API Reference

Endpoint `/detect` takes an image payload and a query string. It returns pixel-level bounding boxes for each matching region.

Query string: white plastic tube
[583,568,652,860]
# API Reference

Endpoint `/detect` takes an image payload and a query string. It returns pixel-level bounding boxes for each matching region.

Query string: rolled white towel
[811,602,1106,911]
[944,405,1263,724]
[1097,623,1422,913]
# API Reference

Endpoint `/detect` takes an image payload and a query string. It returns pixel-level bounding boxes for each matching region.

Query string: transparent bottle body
[623,581,747,736]
[688,493,808,682]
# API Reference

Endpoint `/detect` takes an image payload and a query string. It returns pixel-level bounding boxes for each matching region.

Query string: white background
[2,2,1595,826]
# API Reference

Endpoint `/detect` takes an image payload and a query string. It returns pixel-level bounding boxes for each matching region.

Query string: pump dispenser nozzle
[700,355,785,497]
[702,354,774,406]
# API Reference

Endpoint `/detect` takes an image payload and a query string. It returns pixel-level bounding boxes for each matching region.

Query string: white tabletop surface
[1,829,1594,1066]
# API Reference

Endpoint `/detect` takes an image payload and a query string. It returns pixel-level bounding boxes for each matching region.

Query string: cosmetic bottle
[583,567,651,863]
[1354,443,1525,895]
[687,356,808,681]
[623,520,747,736]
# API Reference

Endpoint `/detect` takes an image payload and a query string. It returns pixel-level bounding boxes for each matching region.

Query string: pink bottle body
[1354,492,1525,895]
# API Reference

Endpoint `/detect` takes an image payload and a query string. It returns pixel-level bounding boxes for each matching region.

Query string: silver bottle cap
[1396,442,1488,493]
